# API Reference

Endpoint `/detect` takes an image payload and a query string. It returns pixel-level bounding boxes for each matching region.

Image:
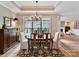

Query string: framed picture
[4,16,12,27]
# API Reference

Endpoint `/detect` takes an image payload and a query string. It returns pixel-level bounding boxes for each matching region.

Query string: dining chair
[52,32,62,56]
[31,33,38,50]
[53,32,60,49]
[19,32,28,50]
[44,33,50,49]
[33,33,37,48]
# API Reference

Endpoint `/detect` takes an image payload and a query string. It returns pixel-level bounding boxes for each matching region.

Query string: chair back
[19,32,28,50]
[19,32,28,42]
[53,32,59,42]
[46,33,48,47]
[19,32,24,42]
[53,32,60,49]
[34,33,36,47]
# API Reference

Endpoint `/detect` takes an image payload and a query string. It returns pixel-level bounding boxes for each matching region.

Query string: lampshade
[14,18,18,20]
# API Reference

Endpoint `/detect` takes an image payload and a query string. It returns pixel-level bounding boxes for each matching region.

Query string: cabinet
[0,28,19,54]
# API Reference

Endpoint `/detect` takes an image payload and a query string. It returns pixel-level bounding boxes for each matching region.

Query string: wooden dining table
[27,37,53,51]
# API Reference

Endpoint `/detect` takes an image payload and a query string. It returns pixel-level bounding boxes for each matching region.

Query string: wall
[17,15,24,32]
[51,15,60,36]
[0,5,16,28]
[17,14,60,36]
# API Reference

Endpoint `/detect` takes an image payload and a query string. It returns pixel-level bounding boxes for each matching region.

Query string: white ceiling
[0,1,59,14]
[14,1,58,7]
[0,1,79,20]
[55,1,79,20]
[0,1,21,13]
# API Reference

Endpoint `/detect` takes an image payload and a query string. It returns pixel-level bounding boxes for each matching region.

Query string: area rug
[17,49,64,57]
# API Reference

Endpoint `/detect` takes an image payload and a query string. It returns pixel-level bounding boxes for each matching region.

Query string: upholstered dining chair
[53,32,60,49]
[33,33,37,48]
[19,32,28,50]
[31,33,38,50]
[44,33,50,49]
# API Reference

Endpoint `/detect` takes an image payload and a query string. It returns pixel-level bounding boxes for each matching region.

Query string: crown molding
[16,12,60,16]
[0,2,16,13]
[20,6,55,11]
[0,2,21,14]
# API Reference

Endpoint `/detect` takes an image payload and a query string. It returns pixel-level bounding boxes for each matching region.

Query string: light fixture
[14,18,18,21]
[32,1,41,21]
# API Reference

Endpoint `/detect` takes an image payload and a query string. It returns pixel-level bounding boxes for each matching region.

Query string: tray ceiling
[0,1,79,20]
[14,1,58,7]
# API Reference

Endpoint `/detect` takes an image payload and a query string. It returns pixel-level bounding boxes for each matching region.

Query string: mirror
[4,16,12,27]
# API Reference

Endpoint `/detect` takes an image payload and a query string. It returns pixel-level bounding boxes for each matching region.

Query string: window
[24,16,51,34]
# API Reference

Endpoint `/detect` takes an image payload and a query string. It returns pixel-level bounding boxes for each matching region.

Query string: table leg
[51,39,53,50]
[49,39,52,50]
[28,39,29,51]
[40,39,41,47]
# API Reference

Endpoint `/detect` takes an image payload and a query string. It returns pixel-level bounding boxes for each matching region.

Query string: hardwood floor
[0,43,20,57]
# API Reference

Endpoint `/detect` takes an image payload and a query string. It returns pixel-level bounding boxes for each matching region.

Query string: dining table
[27,37,53,51]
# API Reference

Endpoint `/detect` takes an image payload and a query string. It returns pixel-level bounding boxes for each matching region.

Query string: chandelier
[32,1,41,21]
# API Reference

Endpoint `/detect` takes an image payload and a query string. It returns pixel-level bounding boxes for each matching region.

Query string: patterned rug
[17,48,64,57]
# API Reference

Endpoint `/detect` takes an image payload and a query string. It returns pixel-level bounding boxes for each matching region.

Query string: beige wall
[0,5,16,29]
[51,15,59,36]
[0,4,60,35]
[17,14,60,36]
[17,15,24,32]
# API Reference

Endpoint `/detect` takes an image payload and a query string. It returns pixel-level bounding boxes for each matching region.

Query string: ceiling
[14,1,59,12]
[14,1,58,7]
[55,1,79,20]
[0,1,59,13]
[0,1,79,20]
